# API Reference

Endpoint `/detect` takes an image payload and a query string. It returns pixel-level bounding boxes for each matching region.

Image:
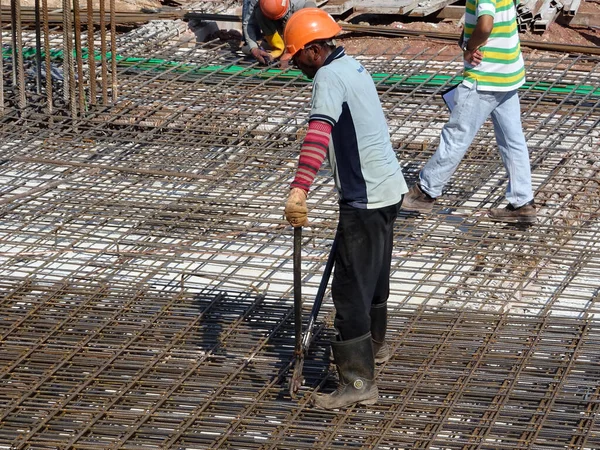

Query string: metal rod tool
[289,229,338,398]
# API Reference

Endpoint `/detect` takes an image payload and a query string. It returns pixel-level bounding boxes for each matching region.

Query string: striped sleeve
[290,120,332,193]
[477,0,496,16]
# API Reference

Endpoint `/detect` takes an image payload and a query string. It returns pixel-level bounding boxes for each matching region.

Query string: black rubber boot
[371,302,391,364]
[313,333,378,409]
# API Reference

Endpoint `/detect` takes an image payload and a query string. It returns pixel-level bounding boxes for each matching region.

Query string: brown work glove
[285,188,308,228]
[251,47,273,65]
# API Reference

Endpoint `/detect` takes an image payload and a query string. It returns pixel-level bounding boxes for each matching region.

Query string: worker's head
[284,8,342,78]
[259,0,290,20]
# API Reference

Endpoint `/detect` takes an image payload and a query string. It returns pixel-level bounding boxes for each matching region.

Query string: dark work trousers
[331,200,401,341]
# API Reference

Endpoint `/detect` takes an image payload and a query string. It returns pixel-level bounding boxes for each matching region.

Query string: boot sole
[487,215,537,224]
[312,389,379,409]
[313,395,379,409]
[375,356,391,364]
[401,204,434,214]
[358,396,378,405]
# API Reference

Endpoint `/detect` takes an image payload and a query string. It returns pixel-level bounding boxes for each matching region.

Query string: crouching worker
[283,8,408,409]
[242,0,316,66]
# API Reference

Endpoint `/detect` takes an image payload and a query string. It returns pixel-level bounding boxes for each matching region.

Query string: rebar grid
[1,15,600,449]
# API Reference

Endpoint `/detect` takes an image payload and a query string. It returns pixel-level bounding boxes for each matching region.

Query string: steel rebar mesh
[1,11,600,449]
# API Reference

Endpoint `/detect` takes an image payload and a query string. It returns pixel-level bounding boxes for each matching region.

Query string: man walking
[283,8,408,409]
[401,0,536,223]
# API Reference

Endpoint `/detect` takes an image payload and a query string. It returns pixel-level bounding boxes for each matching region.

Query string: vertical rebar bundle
[2,0,117,117]
[10,0,27,109]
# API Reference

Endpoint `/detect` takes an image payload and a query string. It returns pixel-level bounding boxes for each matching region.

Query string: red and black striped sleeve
[290,120,332,193]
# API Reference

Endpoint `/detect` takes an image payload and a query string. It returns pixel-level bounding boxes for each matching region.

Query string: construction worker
[283,8,408,409]
[242,0,316,65]
[401,0,536,223]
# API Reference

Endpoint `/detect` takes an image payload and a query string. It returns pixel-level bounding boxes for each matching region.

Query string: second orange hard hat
[259,0,290,20]
[283,8,342,56]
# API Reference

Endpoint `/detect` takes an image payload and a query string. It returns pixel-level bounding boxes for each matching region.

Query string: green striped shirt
[463,0,526,91]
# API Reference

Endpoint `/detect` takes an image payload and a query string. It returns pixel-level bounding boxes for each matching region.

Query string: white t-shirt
[309,47,408,209]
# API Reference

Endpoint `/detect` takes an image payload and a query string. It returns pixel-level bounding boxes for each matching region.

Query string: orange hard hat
[259,0,289,20]
[283,8,342,56]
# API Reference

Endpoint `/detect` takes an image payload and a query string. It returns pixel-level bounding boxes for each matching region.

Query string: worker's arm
[243,1,274,64]
[464,14,493,66]
[246,18,273,63]
[291,120,331,192]
[285,120,332,227]
[242,0,261,51]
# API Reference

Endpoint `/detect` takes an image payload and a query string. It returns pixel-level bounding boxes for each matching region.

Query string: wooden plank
[320,0,356,14]
[352,0,417,15]
[409,0,462,17]
[426,4,465,20]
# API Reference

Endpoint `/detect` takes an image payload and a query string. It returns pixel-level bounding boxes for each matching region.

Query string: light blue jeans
[420,81,534,207]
